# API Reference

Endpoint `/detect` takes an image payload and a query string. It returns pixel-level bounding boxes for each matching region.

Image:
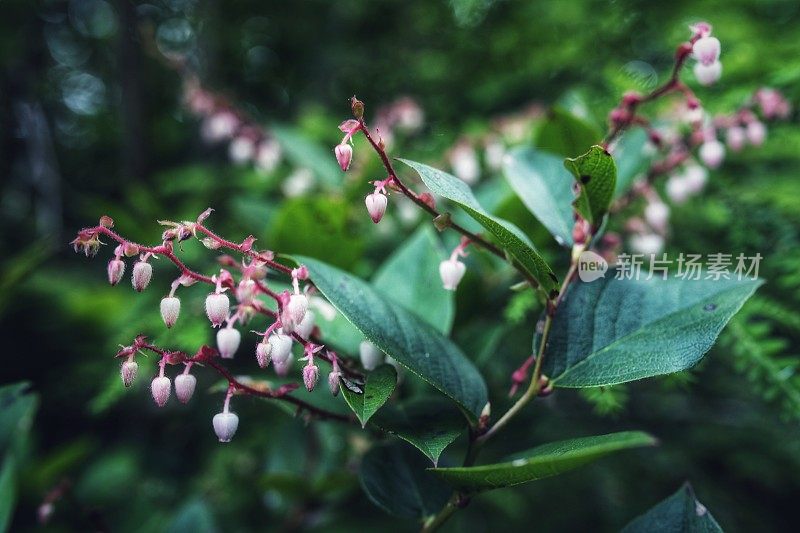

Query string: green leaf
[535,107,601,158]
[341,364,397,427]
[397,159,559,294]
[371,397,466,465]
[373,226,455,334]
[295,256,488,422]
[360,443,451,519]
[270,197,364,269]
[613,128,652,199]
[563,146,617,226]
[0,382,38,459]
[504,147,575,247]
[167,499,219,533]
[431,431,655,492]
[271,123,341,188]
[543,274,763,388]
[0,456,16,533]
[621,483,723,533]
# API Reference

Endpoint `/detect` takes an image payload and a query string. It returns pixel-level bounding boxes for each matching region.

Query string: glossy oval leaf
[397,159,559,294]
[341,364,397,427]
[535,107,602,158]
[431,431,655,492]
[563,146,617,226]
[373,226,455,334]
[504,147,575,247]
[622,483,723,533]
[543,274,763,388]
[360,442,451,519]
[371,397,466,466]
[295,256,488,422]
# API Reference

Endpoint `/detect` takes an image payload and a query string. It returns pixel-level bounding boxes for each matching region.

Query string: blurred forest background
[1,0,800,531]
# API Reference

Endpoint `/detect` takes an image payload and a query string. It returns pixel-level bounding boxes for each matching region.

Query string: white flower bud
[213,412,239,443]
[217,328,241,359]
[121,360,138,387]
[439,258,466,291]
[160,297,181,328]
[726,126,746,152]
[235,279,257,305]
[281,294,308,333]
[693,60,722,86]
[256,341,272,368]
[268,333,293,364]
[151,376,171,407]
[174,374,197,404]
[683,164,709,193]
[202,112,237,143]
[256,140,281,173]
[666,176,690,204]
[334,143,353,171]
[228,136,255,164]
[273,353,293,376]
[132,262,152,292]
[303,364,320,392]
[359,340,384,371]
[692,36,721,66]
[107,258,125,286]
[629,233,665,256]
[294,310,315,339]
[205,293,230,327]
[644,202,670,233]
[746,121,766,146]
[328,370,342,396]
[699,140,725,169]
[365,192,388,224]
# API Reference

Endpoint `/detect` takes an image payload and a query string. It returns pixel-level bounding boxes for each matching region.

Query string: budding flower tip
[121,360,139,388]
[365,191,388,224]
[151,376,171,407]
[132,261,153,292]
[334,143,353,172]
[174,373,197,404]
[160,296,181,328]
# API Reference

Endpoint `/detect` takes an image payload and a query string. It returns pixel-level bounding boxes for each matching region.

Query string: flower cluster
[72,210,359,442]
[691,23,722,86]
[182,77,284,174]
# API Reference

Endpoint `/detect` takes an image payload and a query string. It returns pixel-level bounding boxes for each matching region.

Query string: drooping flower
[205,293,230,327]
[365,191,388,224]
[359,340,384,371]
[213,412,239,443]
[121,360,138,387]
[692,36,721,66]
[694,61,722,86]
[107,258,125,286]
[132,261,153,292]
[151,376,171,407]
[439,257,467,291]
[334,143,353,171]
[217,327,241,359]
[174,373,197,404]
[160,297,181,328]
